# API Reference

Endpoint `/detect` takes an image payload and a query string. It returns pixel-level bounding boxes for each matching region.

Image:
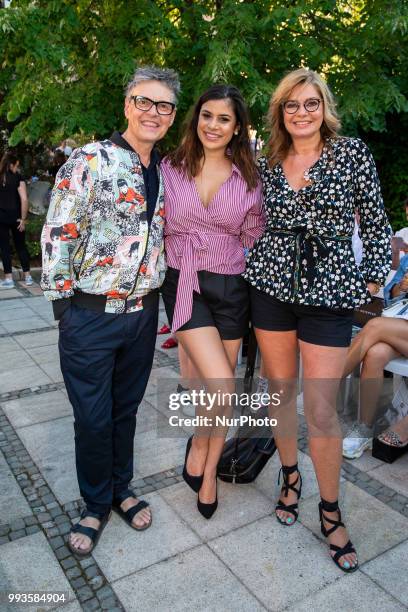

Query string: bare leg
[344,318,408,376]
[359,343,400,425]
[176,327,241,504]
[178,343,197,388]
[255,329,298,523]
[300,340,356,569]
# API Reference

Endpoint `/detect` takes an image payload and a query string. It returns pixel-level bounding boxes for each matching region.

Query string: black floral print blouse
[244,137,392,309]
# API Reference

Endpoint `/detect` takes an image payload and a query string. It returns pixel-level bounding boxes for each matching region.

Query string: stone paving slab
[136,400,166,434]
[0,336,21,352]
[133,430,186,478]
[93,492,200,581]
[0,288,23,299]
[344,449,385,472]
[14,329,59,349]
[113,544,265,612]
[160,480,271,541]
[0,532,75,611]
[0,297,28,310]
[26,344,60,366]
[0,452,31,525]
[18,415,79,506]
[144,365,180,401]
[286,571,405,611]
[22,296,53,311]
[0,365,52,394]
[3,391,71,429]
[39,361,64,383]
[0,307,39,322]
[1,317,51,334]
[300,482,408,564]
[0,349,37,374]
[367,452,408,497]
[208,515,341,611]
[50,602,82,612]
[362,539,408,607]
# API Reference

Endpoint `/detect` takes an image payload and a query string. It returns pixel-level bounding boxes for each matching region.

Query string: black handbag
[216,326,277,483]
[217,435,276,483]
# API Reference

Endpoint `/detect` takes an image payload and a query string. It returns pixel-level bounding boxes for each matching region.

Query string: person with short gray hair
[41,65,178,556]
[125,65,180,101]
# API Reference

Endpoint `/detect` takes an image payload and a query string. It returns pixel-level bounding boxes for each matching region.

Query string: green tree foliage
[1,0,407,224]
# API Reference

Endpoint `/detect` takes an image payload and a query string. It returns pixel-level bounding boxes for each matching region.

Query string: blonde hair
[266,68,341,167]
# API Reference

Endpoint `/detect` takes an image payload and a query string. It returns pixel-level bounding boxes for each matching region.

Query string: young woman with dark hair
[0,152,33,288]
[161,84,264,518]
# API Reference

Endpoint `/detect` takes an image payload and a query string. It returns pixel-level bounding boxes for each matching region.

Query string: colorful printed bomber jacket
[41,135,165,315]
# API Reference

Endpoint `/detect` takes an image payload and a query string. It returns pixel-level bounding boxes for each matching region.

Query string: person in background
[161,84,264,519]
[391,198,408,269]
[0,152,33,288]
[342,255,408,460]
[244,68,392,572]
[49,150,67,181]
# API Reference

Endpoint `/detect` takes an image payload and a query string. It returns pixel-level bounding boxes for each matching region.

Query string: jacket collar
[110,131,161,166]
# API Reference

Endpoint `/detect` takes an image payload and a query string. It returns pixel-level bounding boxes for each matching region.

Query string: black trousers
[0,221,30,274]
[59,300,158,515]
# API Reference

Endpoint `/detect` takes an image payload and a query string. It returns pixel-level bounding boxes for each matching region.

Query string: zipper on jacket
[75,233,91,280]
[124,223,151,313]
[124,164,162,312]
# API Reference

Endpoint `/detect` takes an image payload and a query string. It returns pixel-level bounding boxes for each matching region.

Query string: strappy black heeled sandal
[275,463,302,526]
[318,498,358,573]
[68,509,111,557]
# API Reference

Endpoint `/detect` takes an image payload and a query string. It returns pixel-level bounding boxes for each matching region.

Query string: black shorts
[250,286,353,347]
[161,267,249,340]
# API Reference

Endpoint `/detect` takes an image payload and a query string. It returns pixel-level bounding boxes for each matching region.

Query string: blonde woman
[244,68,392,572]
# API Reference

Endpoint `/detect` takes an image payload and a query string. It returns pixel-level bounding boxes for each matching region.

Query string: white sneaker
[24,274,34,286]
[0,278,15,289]
[342,425,373,459]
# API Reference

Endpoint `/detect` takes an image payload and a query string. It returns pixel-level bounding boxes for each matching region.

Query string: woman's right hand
[17,218,26,232]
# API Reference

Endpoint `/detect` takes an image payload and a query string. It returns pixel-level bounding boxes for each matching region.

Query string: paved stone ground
[0,276,407,612]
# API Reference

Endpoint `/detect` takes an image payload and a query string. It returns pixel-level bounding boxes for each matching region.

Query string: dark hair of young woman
[0,152,19,186]
[168,84,259,190]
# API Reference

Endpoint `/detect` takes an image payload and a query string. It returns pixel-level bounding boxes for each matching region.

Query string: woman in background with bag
[244,68,392,572]
[342,255,408,461]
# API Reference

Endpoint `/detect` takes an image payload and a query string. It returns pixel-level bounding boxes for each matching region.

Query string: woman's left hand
[367,281,380,295]
[17,219,26,232]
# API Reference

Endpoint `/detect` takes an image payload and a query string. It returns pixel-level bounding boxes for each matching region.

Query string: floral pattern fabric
[41,140,166,313]
[244,137,392,309]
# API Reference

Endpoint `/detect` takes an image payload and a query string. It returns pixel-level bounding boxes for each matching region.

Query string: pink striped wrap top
[161,158,265,332]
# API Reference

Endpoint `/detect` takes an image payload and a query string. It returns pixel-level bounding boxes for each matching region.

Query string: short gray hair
[125,66,181,102]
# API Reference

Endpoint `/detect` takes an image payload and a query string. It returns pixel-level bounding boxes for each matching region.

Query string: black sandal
[68,509,111,557]
[275,464,302,526]
[318,498,358,573]
[112,494,152,531]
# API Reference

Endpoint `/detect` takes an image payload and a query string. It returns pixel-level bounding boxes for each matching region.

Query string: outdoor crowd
[1,64,407,576]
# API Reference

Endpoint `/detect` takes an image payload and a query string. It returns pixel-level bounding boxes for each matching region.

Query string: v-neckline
[279,142,327,194]
[193,169,233,210]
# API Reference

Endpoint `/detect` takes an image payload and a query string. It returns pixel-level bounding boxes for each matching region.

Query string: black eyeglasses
[282,98,322,114]
[130,95,175,115]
